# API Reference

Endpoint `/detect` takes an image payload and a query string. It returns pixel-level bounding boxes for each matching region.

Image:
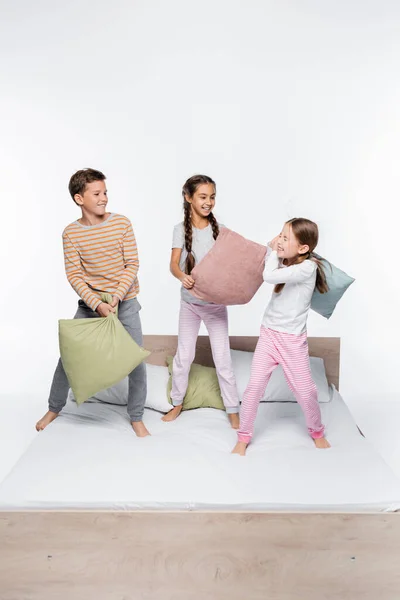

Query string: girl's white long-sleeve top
[262,250,317,335]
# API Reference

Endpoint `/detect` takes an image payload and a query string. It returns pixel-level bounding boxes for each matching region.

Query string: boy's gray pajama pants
[48,297,147,421]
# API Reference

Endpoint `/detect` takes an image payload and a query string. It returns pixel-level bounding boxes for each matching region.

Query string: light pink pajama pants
[171,300,240,413]
[238,326,325,443]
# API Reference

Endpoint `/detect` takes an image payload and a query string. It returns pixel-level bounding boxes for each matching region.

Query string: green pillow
[166,356,225,411]
[311,256,355,319]
[59,293,150,405]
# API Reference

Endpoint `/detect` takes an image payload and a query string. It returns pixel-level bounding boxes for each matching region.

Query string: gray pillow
[68,364,172,413]
[311,255,354,319]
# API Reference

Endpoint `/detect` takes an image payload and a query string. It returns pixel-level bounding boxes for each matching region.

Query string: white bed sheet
[0,393,45,483]
[344,399,400,480]
[0,388,399,512]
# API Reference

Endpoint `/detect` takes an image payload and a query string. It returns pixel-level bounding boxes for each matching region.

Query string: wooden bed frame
[1,335,399,600]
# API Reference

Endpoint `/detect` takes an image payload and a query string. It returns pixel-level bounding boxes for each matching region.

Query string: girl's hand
[180,274,195,289]
[268,235,280,252]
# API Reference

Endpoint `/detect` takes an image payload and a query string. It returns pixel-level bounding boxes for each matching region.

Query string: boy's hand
[110,295,120,308]
[180,274,195,289]
[96,302,116,318]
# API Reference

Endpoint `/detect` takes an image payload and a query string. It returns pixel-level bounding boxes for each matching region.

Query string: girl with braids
[163,174,240,428]
[233,218,331,456]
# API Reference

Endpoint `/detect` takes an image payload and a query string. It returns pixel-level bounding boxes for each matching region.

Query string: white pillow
[231,349,331,403]
[69,363,171,413]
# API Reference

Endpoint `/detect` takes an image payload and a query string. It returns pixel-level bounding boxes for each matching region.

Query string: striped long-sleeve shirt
[62,213,140,311]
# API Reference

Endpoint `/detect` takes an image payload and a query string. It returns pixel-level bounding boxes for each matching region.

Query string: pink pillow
[189,228,267,305]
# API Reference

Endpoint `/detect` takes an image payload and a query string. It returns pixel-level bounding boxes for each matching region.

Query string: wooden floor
[1,511,400,600]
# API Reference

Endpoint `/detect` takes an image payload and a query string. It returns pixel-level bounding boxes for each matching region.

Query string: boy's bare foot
[36,411,58,431]
[228,413,240,429]
[232,441,248,456]
[131,421,150,437]
[314,437,331,449]
[162,405,183,422]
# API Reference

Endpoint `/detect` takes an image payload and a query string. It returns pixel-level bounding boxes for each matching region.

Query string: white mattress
[1,388,399,512]
[345,399,400,480]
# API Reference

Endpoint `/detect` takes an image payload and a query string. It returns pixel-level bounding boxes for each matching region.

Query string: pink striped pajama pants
[171,300,240,413]
[238,326,325,443]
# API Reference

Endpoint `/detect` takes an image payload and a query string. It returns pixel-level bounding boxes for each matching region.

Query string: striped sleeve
[63,232,102,311]
[114,222,139,301]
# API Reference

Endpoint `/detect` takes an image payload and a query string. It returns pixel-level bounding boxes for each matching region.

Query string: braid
[183,200,195,274]
[181,174,217,274]
[274,282,285,294]
[208,211,220,240]
[314,256,329,294]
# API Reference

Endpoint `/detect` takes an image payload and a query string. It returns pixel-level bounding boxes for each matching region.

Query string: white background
[1,0,400,433]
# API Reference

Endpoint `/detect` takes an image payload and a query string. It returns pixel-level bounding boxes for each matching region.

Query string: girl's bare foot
[162,405,183,422]
[131,421,151,437]
[314,436,331,449]
[232,441,248,456]
[36,411,58,431]
[228,413,240,429]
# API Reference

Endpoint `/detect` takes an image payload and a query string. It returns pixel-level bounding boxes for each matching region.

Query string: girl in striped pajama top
[162,174,240,429]
[232,218,331,456]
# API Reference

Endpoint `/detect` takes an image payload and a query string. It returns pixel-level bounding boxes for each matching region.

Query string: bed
[0,336,399,600]
[344,399,400,481]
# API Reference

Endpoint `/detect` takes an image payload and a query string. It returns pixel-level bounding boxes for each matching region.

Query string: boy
[36,168,149,437]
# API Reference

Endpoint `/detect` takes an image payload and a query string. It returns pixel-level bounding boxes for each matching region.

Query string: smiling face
[277,222,310,260]
[185,183,216,220]
[74,180,108,216]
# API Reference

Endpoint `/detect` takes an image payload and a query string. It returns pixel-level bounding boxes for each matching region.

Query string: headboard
[143,335,340,390]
